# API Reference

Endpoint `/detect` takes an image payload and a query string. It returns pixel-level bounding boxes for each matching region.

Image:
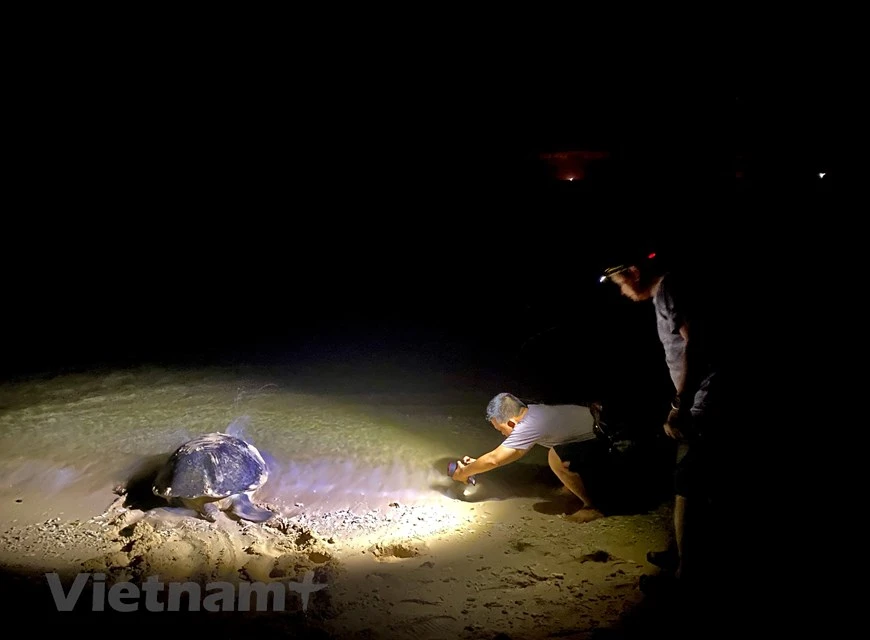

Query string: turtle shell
[152,432,269,500]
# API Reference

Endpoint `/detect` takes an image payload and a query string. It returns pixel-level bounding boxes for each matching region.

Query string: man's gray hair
[485,392,527,423]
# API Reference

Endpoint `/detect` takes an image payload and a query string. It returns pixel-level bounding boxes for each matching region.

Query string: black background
[2,45,840,407]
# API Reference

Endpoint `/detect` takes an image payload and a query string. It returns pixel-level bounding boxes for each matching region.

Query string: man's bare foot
[565,507,604,523]
[554,486,575,497]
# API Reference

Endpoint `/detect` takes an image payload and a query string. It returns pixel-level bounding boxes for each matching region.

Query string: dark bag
[590,401,627,454]
[589,400,666,456]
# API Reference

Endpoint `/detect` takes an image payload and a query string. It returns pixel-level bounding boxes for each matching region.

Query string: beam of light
[462,483,480,498]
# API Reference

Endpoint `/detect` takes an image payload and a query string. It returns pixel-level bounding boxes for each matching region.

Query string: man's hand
[664,406,687,440]
[451,447,524,485]
[452,459,471,484]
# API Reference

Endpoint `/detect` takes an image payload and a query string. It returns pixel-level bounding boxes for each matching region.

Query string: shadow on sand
[430,437,674,519]
[118,453,173,512]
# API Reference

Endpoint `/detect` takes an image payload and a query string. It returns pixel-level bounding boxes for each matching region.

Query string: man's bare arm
[453,445,528,483]
[665,321,695,439]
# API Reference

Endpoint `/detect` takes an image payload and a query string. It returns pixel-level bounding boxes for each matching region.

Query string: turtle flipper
[229,493,275,522]
[200,501,221,522]
[180,498,219,521]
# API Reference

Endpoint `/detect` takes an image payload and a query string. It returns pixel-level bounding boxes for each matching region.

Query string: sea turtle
[152,432,275,522]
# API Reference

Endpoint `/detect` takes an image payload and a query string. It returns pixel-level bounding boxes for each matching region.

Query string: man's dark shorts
[552,439,609,472]
[552,438,612,496]
[674,412,720,499]
[674,440,700,498]
[556,436,704,501]
[552,434,681,514]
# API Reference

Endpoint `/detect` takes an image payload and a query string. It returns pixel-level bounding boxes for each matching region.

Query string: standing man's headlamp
[598,252,657,283]
[599,265,632,283]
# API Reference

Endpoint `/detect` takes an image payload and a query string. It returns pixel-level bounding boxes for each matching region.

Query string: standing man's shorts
[674,439,700,498]
[674,411,719,500]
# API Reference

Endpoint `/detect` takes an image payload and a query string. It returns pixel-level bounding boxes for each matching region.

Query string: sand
[0,365,731,638]
[0,476,693,639]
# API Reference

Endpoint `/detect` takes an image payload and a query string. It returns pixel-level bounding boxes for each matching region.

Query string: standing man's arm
[675,322,693,402]
[666,322,699,439]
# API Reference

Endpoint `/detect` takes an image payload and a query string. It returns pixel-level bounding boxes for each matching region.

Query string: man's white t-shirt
[501,404,597,450]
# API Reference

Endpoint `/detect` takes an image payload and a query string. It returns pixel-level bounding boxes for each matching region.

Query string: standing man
[601,250,725,591]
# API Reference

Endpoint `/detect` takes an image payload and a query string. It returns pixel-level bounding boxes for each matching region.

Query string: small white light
[568,177,574,181]
[819,172,826,178]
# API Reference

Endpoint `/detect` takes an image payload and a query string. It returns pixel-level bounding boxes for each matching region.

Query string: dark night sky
[3,67,840,388]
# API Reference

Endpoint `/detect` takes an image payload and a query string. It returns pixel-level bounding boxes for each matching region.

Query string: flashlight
[447,461,477,486]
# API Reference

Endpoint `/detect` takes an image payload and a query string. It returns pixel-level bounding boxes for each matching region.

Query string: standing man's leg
[642,441,691,593]
[673,439,697,581]
[674,494,688,579]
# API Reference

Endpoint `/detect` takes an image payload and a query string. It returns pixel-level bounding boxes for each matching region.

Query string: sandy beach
[1,474,677,638]
[0,362,720,639]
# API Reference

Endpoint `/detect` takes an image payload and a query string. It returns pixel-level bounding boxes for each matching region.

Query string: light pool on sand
[0,360,534,521]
